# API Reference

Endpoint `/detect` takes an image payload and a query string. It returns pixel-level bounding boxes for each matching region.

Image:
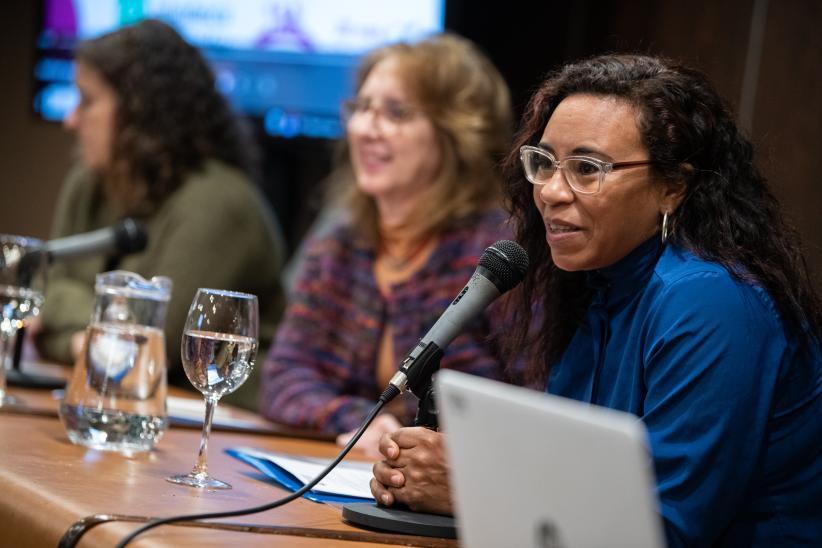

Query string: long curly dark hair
[75,19,257,214]
[502,54,822,385]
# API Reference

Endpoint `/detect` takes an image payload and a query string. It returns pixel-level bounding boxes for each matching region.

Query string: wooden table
[0,372,456,548]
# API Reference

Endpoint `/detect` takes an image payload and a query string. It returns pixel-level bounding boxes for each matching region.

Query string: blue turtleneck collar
[586,236,664,306]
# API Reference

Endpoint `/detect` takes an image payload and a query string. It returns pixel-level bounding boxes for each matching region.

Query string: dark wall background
[1,0,820,290]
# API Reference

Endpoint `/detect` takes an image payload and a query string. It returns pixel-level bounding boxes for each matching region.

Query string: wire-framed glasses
[519,145,653,195]
[341,97,420,133]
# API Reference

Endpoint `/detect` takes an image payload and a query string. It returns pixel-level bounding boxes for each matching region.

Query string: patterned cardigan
[260,208,519,434]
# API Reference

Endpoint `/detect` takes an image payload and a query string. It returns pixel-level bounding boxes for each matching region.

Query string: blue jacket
[548,237,822,547]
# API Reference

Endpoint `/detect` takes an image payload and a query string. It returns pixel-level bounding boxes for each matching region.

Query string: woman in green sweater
[34,20,285,409]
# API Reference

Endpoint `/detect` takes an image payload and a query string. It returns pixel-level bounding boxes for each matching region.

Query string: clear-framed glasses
[519,145,653,195]
[341,97,419,133]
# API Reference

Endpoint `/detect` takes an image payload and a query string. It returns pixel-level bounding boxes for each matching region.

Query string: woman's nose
[347,111,383,139]
[537,169,574,205]
[63,109,78,131]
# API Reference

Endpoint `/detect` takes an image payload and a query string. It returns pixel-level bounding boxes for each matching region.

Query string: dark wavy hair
[502,53,822,384]
[75,19,257,214]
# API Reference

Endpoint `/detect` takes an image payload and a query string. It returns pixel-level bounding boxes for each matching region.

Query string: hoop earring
[661,211,670,244]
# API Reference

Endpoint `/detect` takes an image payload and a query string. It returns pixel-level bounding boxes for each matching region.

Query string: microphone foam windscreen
[115,219,149,254]
[479,240,529,293]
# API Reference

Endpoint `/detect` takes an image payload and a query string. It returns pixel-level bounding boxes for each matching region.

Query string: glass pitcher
[60,270,172,453]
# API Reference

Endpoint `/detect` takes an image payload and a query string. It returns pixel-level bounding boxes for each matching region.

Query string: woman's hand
[369,427,453,515]
[70,330,86,361]
[336,413,402,459]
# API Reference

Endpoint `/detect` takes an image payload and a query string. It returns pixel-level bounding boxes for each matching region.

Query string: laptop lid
[436,370,665,548]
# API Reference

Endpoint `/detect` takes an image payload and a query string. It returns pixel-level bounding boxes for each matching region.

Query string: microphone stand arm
[342,347,455,539]
[388,341,443,429]
[414,380,439,429]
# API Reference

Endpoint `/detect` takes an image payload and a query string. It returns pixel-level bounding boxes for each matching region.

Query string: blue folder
[226,447,375,504]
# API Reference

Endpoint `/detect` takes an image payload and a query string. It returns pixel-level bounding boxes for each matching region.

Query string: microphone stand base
[6,368,66,390]
[341,502,456,539]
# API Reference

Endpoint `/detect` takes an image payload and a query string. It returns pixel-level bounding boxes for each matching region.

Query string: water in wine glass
[0,285,44,323]
[60,322,168,453]
[0,285,44,402]
[181,330,257,398]
[0,235,47,406]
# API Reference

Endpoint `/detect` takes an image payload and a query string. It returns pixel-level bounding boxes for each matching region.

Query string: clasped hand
[369,427,454,516]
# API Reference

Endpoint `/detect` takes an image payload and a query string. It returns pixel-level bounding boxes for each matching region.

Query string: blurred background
[1,0,820,292]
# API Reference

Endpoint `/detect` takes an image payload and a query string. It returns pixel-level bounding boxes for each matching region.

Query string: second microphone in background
[33,20,287,412]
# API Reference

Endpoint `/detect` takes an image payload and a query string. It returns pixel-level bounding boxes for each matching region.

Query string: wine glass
[0,235,47,407]
[167,288,259,489]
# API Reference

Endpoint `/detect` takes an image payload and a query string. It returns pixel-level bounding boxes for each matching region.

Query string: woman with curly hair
[35,20,285,408]
[260,34,516,455]
[370,54,822,545]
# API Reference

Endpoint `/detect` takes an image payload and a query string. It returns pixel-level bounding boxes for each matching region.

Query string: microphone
[387,239,529,400]
[44,219,148,263]
[340,240,529,538]
[101,242,529,547]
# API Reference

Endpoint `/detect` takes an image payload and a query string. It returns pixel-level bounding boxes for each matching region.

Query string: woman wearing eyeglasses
[371,54,822,545]
[259,34,517,455]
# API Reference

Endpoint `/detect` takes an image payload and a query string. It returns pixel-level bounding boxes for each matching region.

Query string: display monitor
[33,0,445,138]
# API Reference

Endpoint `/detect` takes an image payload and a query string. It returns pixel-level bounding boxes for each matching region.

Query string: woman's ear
[659,163,692,213]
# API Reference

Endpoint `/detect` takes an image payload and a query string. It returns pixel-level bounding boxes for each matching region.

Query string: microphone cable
[112,384,401,548]
[103,240,527,547]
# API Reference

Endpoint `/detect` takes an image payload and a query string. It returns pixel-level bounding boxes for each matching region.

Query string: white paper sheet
[235,446,374,499]
[167,396,262,430]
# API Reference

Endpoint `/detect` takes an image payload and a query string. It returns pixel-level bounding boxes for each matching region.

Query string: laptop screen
[436,370,665,548]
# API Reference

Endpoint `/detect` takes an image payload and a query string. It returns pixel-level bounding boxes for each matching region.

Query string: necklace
[379,234,434,271]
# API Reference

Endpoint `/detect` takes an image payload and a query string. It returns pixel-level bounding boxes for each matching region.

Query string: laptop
[436,370,665,548]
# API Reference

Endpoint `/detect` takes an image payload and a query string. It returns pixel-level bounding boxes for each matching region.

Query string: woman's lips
[356,147,391,172]
[545,220,583,244]
[548,223,579,233]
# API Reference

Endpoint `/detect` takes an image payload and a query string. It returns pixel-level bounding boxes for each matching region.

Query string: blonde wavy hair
[332,33,513,245]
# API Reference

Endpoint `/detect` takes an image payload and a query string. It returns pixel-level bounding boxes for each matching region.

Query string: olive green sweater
[36,160,286,409]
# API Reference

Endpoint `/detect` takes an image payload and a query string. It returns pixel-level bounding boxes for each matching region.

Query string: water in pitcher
[60,322,168,453]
